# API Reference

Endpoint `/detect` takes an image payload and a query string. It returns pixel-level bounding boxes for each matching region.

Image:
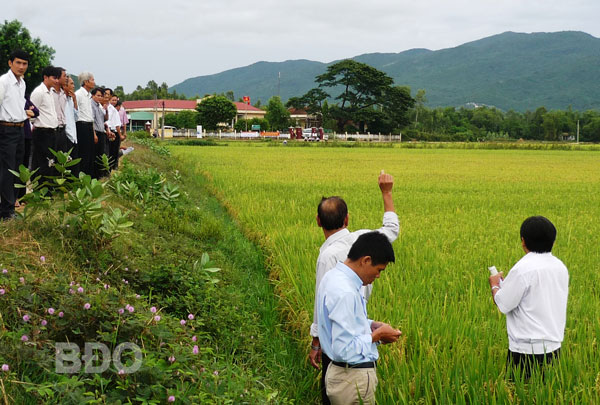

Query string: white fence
[172,130,403,142]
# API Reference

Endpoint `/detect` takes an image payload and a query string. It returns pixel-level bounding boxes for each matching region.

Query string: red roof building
[122,99,266,130]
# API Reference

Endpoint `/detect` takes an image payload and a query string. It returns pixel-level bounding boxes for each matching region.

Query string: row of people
[0,50,129,220]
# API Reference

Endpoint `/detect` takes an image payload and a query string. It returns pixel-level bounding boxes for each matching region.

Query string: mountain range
[170,31,600,112]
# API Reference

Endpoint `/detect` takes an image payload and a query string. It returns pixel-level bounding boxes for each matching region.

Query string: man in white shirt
[309,171,399,404]
[0,50,29,220]
[62,77,79,176]
[105,89,121,170]
[30,66,59,179]
[489,216,569,379]
[52,67,69,155]
[75,72,96,177]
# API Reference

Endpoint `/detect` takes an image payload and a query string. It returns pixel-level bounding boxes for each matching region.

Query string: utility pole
[577,120,580,143]
[161,101,165,139]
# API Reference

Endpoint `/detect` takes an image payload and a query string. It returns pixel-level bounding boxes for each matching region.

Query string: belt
[57,125,66,130]
[0,121,25,127]
[332,360,377,369]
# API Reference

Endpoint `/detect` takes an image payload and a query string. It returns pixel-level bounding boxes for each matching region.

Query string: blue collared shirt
[318,262,378,364]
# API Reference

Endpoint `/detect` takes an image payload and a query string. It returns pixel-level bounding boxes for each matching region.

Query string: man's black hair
[91,87,104,96]
[9,49,29,62]
[347,231,395,265]
[317,196,347,231]
[104,88,113,96]
[116,100,123,106]
[520,216,556,253]
[53,66,66,79]
[42,66,57,78]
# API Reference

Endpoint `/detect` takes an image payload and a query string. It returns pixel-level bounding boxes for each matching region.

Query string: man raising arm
[309,171,399,404]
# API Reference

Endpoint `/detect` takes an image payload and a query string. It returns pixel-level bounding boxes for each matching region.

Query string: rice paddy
[171,142,600,403]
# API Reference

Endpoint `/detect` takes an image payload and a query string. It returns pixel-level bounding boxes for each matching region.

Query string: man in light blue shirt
[318,232,402,404]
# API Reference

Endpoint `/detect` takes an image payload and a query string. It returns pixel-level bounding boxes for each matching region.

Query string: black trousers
[16,137,32,200]
[321,352,332,405]
[31,127,57,180]
[507,348,560,380]
[55,128,79,177]
[0,124,24,218]
[76,121,94,177]
[94,131,109,179]
[108,131,121,170]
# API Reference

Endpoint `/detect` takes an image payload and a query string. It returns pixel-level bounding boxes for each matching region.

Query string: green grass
[171,141,600,403]
[0,142,313,404]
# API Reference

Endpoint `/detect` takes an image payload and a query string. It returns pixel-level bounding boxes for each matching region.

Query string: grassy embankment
[0,138,314,404]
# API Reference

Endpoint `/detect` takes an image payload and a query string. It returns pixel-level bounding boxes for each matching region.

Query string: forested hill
[171,31,600,112]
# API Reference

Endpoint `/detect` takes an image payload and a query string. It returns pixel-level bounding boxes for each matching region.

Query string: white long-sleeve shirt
[311,211,399,337]
[75,87,93,122]
[0,70,27,122]
[494,252,569,354]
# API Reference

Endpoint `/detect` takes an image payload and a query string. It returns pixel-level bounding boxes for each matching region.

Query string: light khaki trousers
[325,363,378,404]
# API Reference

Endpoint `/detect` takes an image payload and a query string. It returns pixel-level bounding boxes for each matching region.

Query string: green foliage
[314,59,415,133]
[0,19,55,92]
[118,80,188,101]
[1,141,311,403]
[196,95,237,130]
[170,32,600,112]
[265,96,291,131]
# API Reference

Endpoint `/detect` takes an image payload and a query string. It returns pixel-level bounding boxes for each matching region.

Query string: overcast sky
[4,0,600,92]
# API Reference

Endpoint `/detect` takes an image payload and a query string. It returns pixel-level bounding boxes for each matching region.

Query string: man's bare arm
[378,170,395,213]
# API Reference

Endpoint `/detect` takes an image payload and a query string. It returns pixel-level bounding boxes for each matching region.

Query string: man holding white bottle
[489,216,569,379]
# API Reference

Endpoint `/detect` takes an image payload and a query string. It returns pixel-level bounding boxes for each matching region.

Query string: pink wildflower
[128,306,134,313]
[180,320,186,326]
[188,314,194,320]
[168,396,175,403]
[84,303,91,310]
[58,311,64,318]
[40,256,45,263]
[1,364,8,372]
[47,308,55,315]
[192,335,197,342]
[154,315,161,322]
[19,277,25,284]
[22,314,30,322]
[192,345,199,354]
[1,269,7,274]
[0,289,5,295]
[168,356,175,363]
[118,308,125,314]
[41,320,47,326]
[77,287,84,293]
[150,306,157,313]
[21,335,29,342]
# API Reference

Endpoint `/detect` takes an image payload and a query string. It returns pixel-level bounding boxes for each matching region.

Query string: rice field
[171,142,600,403]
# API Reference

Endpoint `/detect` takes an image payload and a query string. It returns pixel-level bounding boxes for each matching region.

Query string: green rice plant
[171,142,600,403]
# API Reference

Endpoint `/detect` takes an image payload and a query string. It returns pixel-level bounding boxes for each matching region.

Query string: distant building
[122,100,198,131]
[288,108,321,128]
[123,99,266,131]
[233,102,266,125]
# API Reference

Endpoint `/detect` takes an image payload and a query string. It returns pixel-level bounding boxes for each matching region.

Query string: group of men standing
[310,173,568,404]
[0,49,129,220]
